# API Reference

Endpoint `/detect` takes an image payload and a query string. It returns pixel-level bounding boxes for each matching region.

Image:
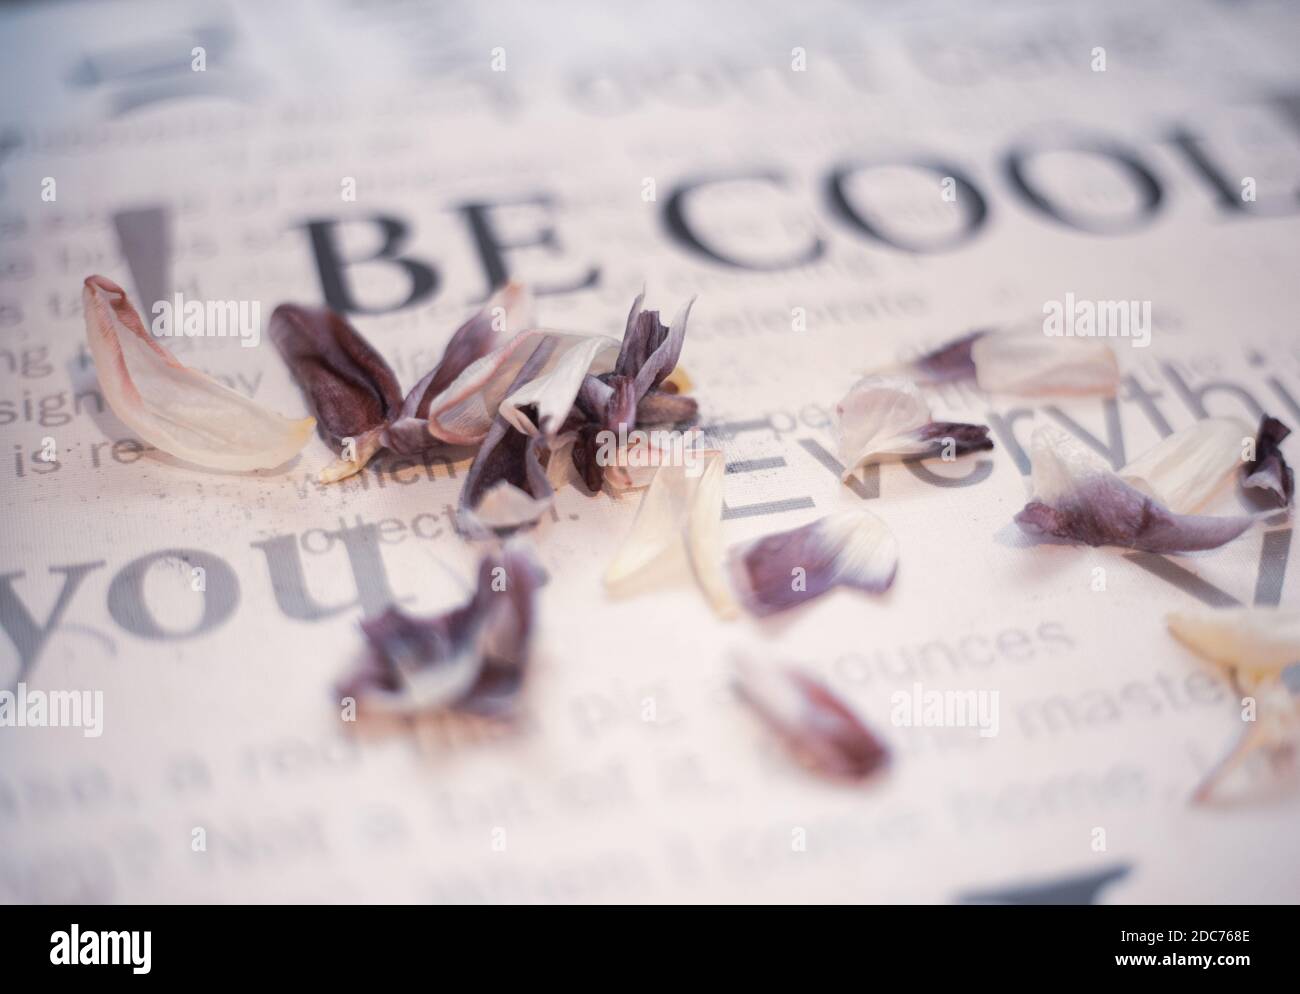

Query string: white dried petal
[84,275,313,472]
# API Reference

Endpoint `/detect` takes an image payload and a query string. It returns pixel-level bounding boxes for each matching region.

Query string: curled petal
[1167,607,1300,677]
[1243,415,1295,506]
[84,275,314,471]
[1120,417,1250,513]
[461,425,553,534]
[341,545,542,718]
[269,302,402,481]
[835,376,992,479]
[498,334,620,438]
[733,659,889,779]
[728,509,899,617]
[397,281,534,433]
[615,291,695,399]
[1015,426,1253,553]
[460,340,564,533]
[604,451,737,618]
[971,332,1119,396]
[425,331,617,445]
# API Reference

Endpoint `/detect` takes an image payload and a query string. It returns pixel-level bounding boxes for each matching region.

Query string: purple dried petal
[734,660,889,779]
[911,421,994,458]
[1243,415,1295,506]
[460,341,559,532]
[1015,476,1254,553]
[613,291,694,399]
[460,421,553,533]
[405,310,503,420]
[728,509,899,617]
[341,545,542,718]
[909,329,987,384]
[613,290,667,379]
[1017,426,1254,553]
[636,389,699,426]
[269,304,402,453]
[570,423,606,494]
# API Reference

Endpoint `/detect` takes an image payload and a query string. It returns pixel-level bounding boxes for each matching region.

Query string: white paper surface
[1,0,1298,903]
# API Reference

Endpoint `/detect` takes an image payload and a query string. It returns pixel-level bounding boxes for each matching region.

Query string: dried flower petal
[424,330,618,446]
[728,509,899,617]
[1166,607,1300,803]
[386,282,535,455]
[635,389,698,426]
[1015,426,1253,553]
[460,341,561,534]
[604,451,737,617]
[269,302,403,481]
[497,334,620,439]
[887,328,1119,396]
[83,275,314,471]
[340,544,542,718]
[835,376,992,479]
[1243,415,1295,506]
[733,659,889,779]
[1119,417,1249,514]
[617,292,695,399]
[1167,607,1300,676]
[971,332,1119,396]
[908,329,986,384]
[563,291,699,493]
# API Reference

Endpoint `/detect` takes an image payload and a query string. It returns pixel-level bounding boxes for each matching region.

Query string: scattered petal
[1167,607,1300,677]
[1167,608,1300,803]
[728,509,899,617]
[835,376,992,479]
[1119,417,1249,514]
[902,329,986,385]
[340,544,542,718]
[1015,426,1253,553]
[604,451,737,617]
[971,332,1119,396]
[84,275,314,472]
[733,659,889,779]
[1243,415,1295,506]
[269,302,402,481]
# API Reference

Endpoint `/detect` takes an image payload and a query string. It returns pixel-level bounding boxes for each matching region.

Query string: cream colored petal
[1120,418,1251,513]
[834,376,932,477]
[83,275,313,472]
[604,451,737,618]
[426,330,618,444]
[466,480,554,531]
[498,333,619,438]
[972,333,1119,396]
[1166,607,1300,676]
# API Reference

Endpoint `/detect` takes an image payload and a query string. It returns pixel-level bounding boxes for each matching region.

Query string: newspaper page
[1,0,1298,904]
